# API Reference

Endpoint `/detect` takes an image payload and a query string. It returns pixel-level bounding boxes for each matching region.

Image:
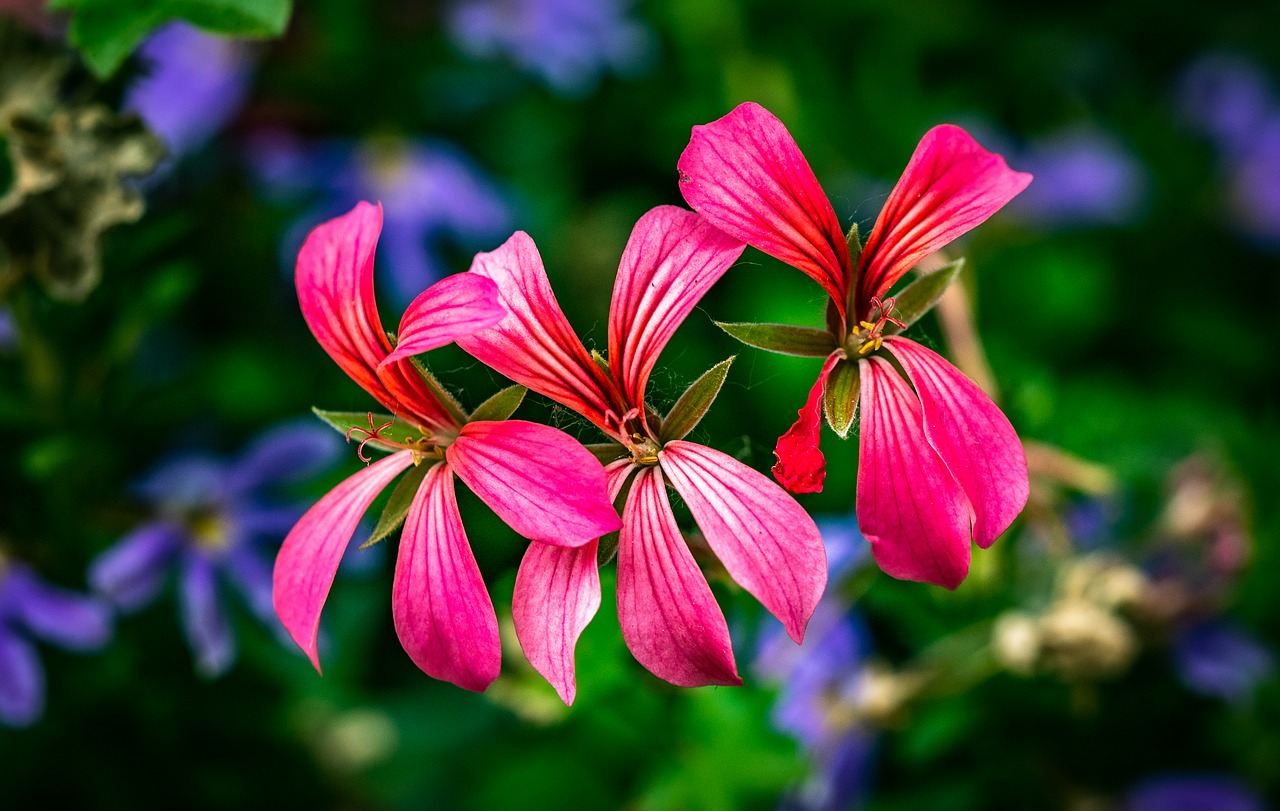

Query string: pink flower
[678,102,1032,589]
[436,205,827,703]
[272,202,621,692]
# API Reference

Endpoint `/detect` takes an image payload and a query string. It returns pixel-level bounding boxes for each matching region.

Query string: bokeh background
[2,0,1279,808]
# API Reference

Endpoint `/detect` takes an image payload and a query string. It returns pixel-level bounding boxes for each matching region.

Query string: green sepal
[361,461,430,548]
[312,408,421,454]
[822,359,861,438]
[883,258,965,335]
[660,357,734,443]
[469,385,526,423]
[406,355,469,426]
[585,443,627,465]
[714,322,837,358]
[596,468,638,567]
[846,222,863,264]
[590,349,611,376]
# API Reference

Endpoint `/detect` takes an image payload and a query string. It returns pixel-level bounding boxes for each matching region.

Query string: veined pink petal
[296,202,455,431]
[616,467,741,687]
[273,451,416,671]
[660,441,826,643]
[855,125,1032,315]
[608,206,745,408]
[772,352,842,494]
[857,357,972,589]
[512,540,601,705]
[679,102,851,318]
[455,232,619,432]
[885,337,1028,548]
[382,273,506,365]
[447,420,622,546]
[393,464,500,692]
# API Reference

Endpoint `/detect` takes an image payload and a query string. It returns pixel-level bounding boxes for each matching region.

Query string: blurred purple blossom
[245,131,513,305]
[1226,115,1280,246]
[1006,129,1146,227]
[88,422,341,678]
[1174,621,1274,703]
[0,561,111,727]
[1127,775,1264,811]
[445,0,654,95]
[1177,54,1276,159]
[0,306,16,352]
[124,23,255,162]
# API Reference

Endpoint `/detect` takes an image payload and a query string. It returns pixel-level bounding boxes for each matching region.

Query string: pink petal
[447,420,622,546]
[393,464,500,692]
[382,273,507,365]
[454,232,620,434]
[772,352,842,494]
[679,102,851,318]
[857,356,972,589]
[616,467,741,687]
[884,337,1028,548]
[273,451,416,671]
[512,540,601,705]
[660,441,826,643]
[295,201,455,431]
[608,205,745,408]
[855,125,1032,315]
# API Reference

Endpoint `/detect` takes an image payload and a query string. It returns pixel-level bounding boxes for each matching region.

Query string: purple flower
[1174,621,1274,703]
[245,132,513,306]
[124,22,255,160]
[1127,775,1264,811]
[0,306,16,352]
[89,422,340,677]
[1227,114,1280,246]
[445,0,653,95]
[0,561,111,727]
[1007,129,1146,227]
[1177,54,1276,159]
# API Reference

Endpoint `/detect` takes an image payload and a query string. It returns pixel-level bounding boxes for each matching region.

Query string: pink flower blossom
[272,201,621,692]
[434,205,827,703]
[678,102,1032,589]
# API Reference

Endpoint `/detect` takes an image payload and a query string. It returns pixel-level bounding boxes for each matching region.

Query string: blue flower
[1173,621,1274,703]
[1127,774,1264,811]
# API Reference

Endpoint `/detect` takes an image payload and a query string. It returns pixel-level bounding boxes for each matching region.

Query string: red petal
[382,273,506,364]
[772,352,842,494]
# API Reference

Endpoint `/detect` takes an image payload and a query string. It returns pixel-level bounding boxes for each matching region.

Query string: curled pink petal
[512,540,601,705]
[616,467,740,687]
[885,337,1028,548]
[382,273,507,365]
[447,420,622,546]
[608,206,745,408]
[857,357,972,589]
[855,125,1032,315]
[660,441,826,643]
[772,352,842,494]
[679,102,851,317]
[273,451,416,672]
[296,201,455,431]
[392,464,500,692]
[455,232,619,433]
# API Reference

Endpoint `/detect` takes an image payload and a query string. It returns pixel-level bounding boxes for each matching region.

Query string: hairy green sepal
[361,462,430,548]
[822,359,861,438]
[660,357,734,443]
[714,322,837,357]
[469,385,526,423]
[883,258,965,334]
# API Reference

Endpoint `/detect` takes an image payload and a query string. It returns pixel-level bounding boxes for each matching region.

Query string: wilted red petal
[661,441,826,643]
[273,451,415,672]
[382,273,506,365]
[295,201,456,431]
[857,357,972,589]
[455,232,619,432]
[772,352,842,494]
[855,125,1032,315]
[616,467,741,687]
[447,420,621,546]
[885,337,1028,548]
[608,206,744,408]
[512,540,601,705]
[679,102,851,317]
[392,464,500,692]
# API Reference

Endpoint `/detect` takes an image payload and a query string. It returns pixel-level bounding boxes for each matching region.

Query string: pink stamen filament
[345,412,442,464]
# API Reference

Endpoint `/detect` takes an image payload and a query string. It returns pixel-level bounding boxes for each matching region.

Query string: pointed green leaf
[361,461,429,548]
[883,258,965,334]
[660,357,734,442]
[714,322,837,358]
[312,408,420,454]
[469,385,526,423]
[822,359,861,438]
[585,443,627,465]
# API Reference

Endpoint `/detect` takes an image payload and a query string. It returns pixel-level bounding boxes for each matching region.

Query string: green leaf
[884,258,965,334]
[822,359,860,438]
[469,385,526,423]
[660,357,734,442]
[53,0,293,77]
[361,462,429,548]
[312,408,421,454]
[714,322,836,357]
[585,443,627,465]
